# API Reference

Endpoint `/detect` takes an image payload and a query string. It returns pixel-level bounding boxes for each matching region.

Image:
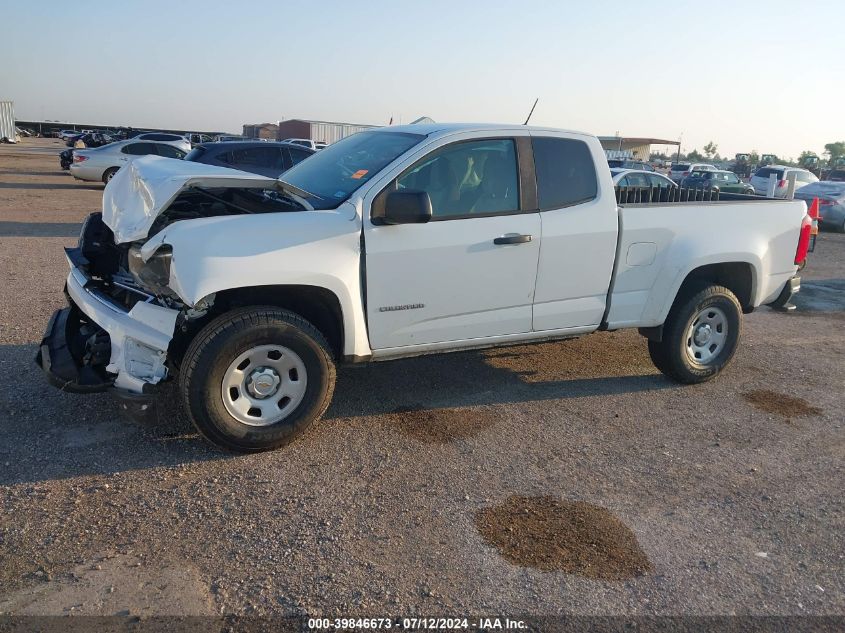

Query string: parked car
[216,135,251,143]
[58,130,80,141]
[825,169,845,182]
[127,133,190,152]
[607,158,655,172]
[186,133,215,147]
[611,168,676,189]
[669,162,716,182]
[37,123,812,452]
[69,139,187,183]
[282,138,327,150]
[185,141,314,178]
[680,170,755,194]
[66,132,115,148]
[751,166,819,197]
[793,181,845,232]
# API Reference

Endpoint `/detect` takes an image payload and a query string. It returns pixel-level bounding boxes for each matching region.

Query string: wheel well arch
[169,285,345,368]
[640,262,755,343]
[679,262,755,313]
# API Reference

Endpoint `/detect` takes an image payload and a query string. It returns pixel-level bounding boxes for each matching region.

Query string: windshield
[279,131,425,210]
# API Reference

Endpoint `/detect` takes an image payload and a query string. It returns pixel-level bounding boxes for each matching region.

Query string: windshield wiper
[277,179,324,201]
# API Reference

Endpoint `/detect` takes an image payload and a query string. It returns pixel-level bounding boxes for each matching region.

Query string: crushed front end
[35,213,181,396]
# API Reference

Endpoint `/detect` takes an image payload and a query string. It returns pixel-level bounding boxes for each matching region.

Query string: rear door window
[155,143,186,159]
[121,142,156,155]
[647,174,673,188]
[229,147,284,170]
[755,167,784,179]
[624,172,650,187]
[532,137,597,210]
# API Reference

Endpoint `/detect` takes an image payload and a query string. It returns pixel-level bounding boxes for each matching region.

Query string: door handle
[493,234,532,245]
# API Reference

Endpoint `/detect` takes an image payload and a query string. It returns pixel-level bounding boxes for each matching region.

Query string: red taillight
[73,155,87,163]
[795,215,812,265]
[819,199,833,206]
[777,179,786,188]
[807,198,820,234]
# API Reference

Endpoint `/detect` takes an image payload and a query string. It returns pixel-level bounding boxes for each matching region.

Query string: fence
[615,185,723,204]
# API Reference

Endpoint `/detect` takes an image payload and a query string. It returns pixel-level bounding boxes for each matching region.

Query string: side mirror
[379,190,432,225]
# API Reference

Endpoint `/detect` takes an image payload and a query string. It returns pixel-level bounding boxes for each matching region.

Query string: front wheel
[179,307,336,452]
[648,283,741,384]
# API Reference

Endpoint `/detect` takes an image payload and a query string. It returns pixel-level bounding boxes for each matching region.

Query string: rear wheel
[648,283,741,384]
[102,167,118,184]
[179,307,336,452]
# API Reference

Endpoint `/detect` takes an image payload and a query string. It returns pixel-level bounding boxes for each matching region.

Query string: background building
[598,136,680,160]
[276,118,377,144]
[243,123,279,139]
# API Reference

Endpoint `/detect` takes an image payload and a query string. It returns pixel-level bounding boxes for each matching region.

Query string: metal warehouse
[599,136,680,160]
[275,118,378,144]
[243,122,279,139]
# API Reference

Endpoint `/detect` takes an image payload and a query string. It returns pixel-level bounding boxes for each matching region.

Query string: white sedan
[610,168,677,189]
[69,139,187,183]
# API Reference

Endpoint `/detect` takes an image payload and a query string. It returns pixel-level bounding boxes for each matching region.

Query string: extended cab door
[363,135,541,351]
[529,134,619,330]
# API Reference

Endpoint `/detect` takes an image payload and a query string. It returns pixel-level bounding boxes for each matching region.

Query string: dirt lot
[0,138,843,623]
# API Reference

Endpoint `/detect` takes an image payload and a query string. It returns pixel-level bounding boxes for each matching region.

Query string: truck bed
[606,197,807,330]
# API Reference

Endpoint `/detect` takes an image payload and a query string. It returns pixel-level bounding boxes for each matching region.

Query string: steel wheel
[221,344,307,426]
[685,306,728,365]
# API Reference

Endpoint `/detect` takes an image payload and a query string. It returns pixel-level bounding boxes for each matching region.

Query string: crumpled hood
[102,155,277,243]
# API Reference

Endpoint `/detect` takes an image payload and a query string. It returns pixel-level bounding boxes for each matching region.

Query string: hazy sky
[2,0,843,159]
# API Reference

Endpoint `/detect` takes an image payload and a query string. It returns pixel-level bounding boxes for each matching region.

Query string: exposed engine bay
[147,186,303,236]
[42,186,305,394]
[79,187,303,308]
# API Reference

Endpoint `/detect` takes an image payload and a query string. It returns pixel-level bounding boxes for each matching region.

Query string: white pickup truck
[37,123,812,452]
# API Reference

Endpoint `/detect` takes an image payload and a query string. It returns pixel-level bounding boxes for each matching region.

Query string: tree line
[653,141,845,166]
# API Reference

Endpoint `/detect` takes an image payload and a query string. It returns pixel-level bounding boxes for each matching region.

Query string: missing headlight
[128,244,174,297]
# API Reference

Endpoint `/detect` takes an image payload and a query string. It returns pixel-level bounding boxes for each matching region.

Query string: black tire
[102,167,118,184]
[648,283,741,384]
[179,307,336,452]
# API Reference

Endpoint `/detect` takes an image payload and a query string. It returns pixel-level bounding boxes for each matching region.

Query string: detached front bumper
[36,255,180,394]
[36,306,113,392]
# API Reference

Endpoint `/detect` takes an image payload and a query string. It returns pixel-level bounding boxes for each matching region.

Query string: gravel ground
[0,138,843,624]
